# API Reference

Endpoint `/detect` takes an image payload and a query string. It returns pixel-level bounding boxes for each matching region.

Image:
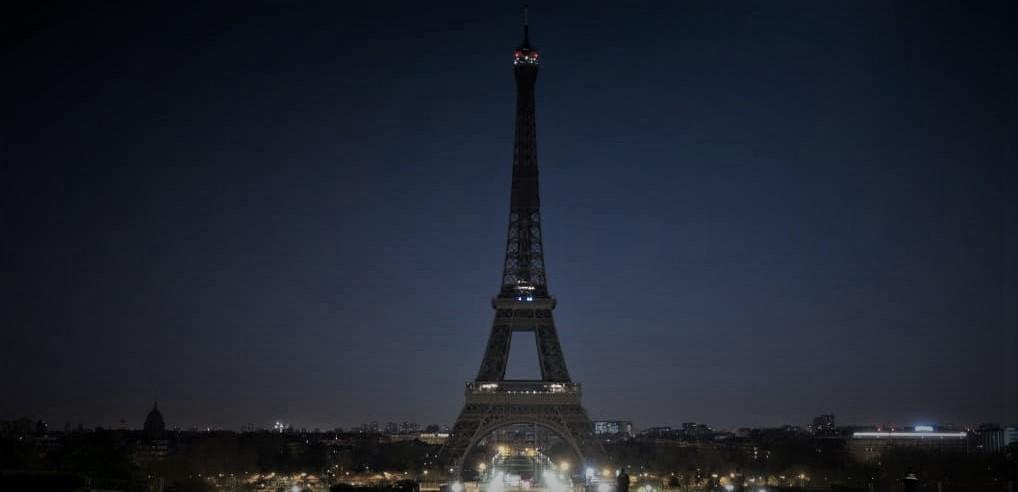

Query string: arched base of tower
[438,382,605,479]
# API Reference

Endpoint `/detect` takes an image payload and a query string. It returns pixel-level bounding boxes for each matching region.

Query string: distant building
[810,414,835,434]
[134,439,170,463]
[143,401,165,440]
[680,422,713,439]
[849,428,968,461]
[641,426,674,438]
[31,433,61,458]
[136,401,170,463]
[977,425,1018,452]
[593,420,634,440]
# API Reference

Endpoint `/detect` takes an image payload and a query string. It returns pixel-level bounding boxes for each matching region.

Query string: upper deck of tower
[513,9,539,66]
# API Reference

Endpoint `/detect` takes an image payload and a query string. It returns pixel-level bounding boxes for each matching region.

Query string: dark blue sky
[4,1,1016,431]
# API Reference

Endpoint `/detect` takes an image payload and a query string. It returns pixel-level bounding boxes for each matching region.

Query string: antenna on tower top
[520,4,531,48]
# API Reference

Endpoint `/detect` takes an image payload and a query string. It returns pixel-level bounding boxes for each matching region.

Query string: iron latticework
[440,13,603,477]
[499,19,546,300]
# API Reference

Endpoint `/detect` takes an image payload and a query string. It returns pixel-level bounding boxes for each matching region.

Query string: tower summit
[440,10,603,477]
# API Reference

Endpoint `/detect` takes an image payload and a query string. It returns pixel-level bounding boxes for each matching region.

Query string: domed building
[143,400,165,440]
[135,400,170,463]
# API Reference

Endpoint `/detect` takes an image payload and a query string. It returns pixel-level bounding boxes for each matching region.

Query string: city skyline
[4,1,1017,433]
[12,406,1002,436]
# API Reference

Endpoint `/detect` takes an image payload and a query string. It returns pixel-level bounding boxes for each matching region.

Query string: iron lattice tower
[440,12,603,477]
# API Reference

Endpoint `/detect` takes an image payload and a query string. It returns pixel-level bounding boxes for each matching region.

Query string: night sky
[4,1,1016,431]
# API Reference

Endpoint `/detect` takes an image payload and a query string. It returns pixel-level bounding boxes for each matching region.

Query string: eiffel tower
[440,11,603,477]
